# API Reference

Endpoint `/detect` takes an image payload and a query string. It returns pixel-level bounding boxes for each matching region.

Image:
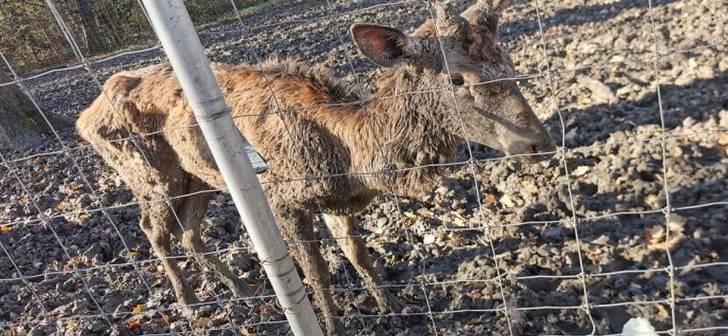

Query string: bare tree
[75,0,106,53]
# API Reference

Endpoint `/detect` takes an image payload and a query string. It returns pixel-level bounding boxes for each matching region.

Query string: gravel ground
[1,0,726,335]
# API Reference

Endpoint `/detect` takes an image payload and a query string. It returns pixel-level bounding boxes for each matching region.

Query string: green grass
[239,0,286,15]
[202,0,287,29]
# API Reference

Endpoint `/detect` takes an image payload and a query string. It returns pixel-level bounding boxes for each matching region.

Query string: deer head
[351,0,556,162]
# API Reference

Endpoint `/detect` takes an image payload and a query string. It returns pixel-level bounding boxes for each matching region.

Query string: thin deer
[76,1,554,334]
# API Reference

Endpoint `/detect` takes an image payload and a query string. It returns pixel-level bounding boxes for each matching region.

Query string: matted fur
[77,2,554,334]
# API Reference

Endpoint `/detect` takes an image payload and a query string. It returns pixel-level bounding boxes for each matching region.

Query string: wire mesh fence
[1,0,726,335]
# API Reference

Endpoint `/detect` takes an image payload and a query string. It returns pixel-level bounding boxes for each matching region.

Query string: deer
[76,0,554,334]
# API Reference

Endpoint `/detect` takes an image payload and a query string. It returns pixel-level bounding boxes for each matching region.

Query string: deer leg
[322,214,400,313]
[277,207,343,336]
[172,177,252,299]
[139,205,199,309]
[84,133,201,309]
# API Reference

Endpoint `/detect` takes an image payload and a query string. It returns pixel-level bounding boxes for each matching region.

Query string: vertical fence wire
[0,58,114,330]
[47,0,268,333]
[46,0,202,332]
[225,2,415,331]
[532,0,598,333]
[419,261,439,336]
[646,0,679,334]
[0,237,50,322]
[1,0,727,334]
[138,1,323,335]
[40,0,201,332]
[225,4,338,329]
[426,2,516,334]
[228,4,364,332]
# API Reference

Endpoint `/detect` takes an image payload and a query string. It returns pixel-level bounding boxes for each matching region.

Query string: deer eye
[450,74,465,86]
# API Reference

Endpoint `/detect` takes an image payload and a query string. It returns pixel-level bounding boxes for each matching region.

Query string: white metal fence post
[140,1,324,335]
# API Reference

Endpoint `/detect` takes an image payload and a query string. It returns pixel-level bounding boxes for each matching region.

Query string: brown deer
[76,0,554,334]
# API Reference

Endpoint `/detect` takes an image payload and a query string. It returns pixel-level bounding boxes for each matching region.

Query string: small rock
[719,57,728,72]
[543,226,563,240]
[610,55,626,63]
[616,85,635,97]
[27,325,52,336]
[572,165,590,177]
[675,72,695,86]
[102,291,126,314]
[671,145,684,157]
[682,117,697,128]
[644,194,666,209]
[667,213,687,229]
[88,320,106,333]
[50,302,73,317]
[577,75,617,104]
[82,241,111,263]
[500,194,515,208]
[535,246,552,257]
[592,235,610,245]
[717,133,728,146]
[696,65,714,79]
[228,250,252,271]
[574,181,597,196]
[577,42,599,54]
[564,127,579,144]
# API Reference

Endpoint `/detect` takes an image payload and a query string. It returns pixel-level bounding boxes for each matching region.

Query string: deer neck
[350,67,461,196]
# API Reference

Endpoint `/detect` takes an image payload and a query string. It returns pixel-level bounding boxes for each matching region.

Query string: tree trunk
[75,0,106,53]
[0,71,52,151]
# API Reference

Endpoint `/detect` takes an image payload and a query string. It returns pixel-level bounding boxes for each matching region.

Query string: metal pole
[140,1,323,335]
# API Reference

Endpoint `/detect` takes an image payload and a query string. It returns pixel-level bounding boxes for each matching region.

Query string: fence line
[532,0,596,333]
[5,0,184,330]
[2,257,727,297]
[0,0,723,89]
[1,39,723,171]
[2,126,727,234]
[646,0,679,333]
[3,124,724,234]
[45,0,235,331]
[0,0,418,89]
[1,0,725,334]
[0,223,728,289]
[0,137,114,330]
[142,1,322,334]
[2,289,726,333]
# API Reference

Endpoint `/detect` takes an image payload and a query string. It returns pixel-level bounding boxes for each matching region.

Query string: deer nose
[523,140,556,163]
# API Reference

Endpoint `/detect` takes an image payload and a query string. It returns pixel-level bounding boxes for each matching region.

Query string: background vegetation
[0,0,269,75]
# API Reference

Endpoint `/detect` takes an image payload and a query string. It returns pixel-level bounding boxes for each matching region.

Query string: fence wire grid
[0,0,726,335]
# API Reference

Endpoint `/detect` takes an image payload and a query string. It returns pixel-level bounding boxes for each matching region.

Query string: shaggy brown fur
[77,1,554,334]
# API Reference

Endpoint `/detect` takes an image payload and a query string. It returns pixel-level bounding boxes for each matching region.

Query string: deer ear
[462,0,510,33]
[351,24,416,67]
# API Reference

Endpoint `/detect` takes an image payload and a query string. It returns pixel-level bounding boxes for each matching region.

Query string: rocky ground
[1,0,726,335]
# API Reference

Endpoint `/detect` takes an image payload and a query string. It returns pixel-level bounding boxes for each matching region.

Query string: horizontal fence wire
[1,290,726,333]
[1,0,726,335]
[3,125,727,231]
[0,40,724,174]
